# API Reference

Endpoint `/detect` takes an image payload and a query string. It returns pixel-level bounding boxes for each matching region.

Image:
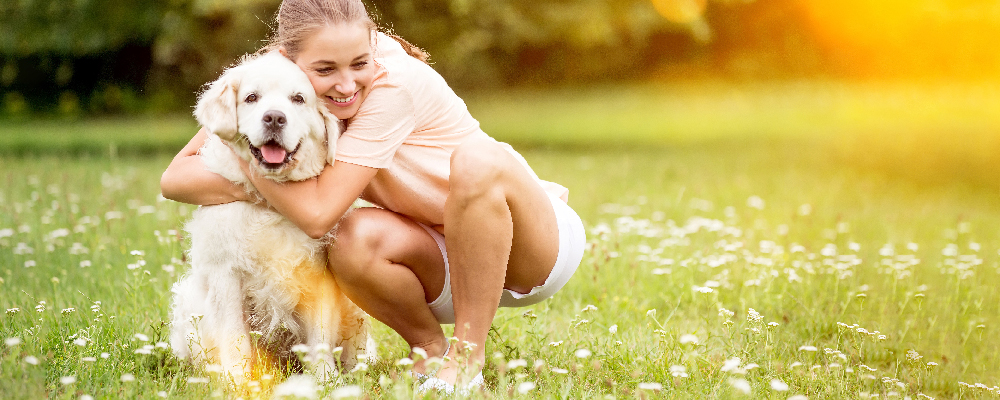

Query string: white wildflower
[609,324,618,335]
[574,348,592,358]
[350,362,368,373]
[679,334,699,344]
[60,376,76,385]
[730,378,751,394]
[771,379,789,391]
[516,382,537,394]
[24,356,40,365]
[120,373,135,382]
[395,358,414,367]
[330,385,362,399]
[798,345,818,352]
[551,368,569,374]
[721,357,742,373]
[637,382,663,391]
[507,359,528,370]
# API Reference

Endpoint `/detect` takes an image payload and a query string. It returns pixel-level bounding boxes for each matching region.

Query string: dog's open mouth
[249,140,301,169]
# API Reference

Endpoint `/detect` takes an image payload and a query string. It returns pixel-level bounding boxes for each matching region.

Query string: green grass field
[2,82,999,399]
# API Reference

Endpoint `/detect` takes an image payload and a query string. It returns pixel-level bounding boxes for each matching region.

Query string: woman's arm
[240,158,379,239]
[160,128,253,205]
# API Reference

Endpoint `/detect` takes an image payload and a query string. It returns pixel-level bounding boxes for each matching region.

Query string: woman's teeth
[329,92,357,103]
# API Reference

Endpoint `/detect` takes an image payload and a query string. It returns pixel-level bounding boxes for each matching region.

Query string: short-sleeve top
[334,32,568,232]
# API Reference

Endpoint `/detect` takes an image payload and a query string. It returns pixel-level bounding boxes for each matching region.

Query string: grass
[2,81,1000,398]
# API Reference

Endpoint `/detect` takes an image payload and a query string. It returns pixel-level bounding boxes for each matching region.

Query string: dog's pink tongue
[260,144,287,164]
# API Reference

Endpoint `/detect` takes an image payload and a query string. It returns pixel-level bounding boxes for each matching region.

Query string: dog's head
[194,52,341,182]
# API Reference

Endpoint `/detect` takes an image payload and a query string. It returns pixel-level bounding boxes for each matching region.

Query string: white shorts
[419,194,586,324]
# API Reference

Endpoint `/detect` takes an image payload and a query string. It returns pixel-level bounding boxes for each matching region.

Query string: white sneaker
[416,371,484,394]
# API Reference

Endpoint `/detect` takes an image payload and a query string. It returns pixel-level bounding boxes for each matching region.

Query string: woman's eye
[351,61,368,69]
[315,68,333,75]
[291,94,305,104]
[245,93,258,103]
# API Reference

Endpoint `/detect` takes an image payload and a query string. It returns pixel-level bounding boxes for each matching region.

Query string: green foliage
[368,0,680,85]
[0,0,162,56]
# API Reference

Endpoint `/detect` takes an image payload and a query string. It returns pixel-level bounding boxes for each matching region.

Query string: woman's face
[292,23,375,120]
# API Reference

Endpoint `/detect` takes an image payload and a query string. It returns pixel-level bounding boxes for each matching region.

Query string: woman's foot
[416,345,486,393]
[409,339,450,378]
[417,370,483,394]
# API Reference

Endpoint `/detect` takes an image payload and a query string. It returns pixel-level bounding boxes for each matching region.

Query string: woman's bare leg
[438,136,560,384]
[326,207,450,371]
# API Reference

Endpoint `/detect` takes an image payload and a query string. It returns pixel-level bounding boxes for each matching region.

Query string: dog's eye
[291,94,305,104]
[245,93,258,103]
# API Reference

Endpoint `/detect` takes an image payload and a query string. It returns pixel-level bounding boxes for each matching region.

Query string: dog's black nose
[262,110,287,130]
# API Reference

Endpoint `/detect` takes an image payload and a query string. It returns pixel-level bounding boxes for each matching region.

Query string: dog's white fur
[169,53,373,382]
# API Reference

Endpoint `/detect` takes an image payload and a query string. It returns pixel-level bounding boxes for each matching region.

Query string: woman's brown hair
[267,0,429,64]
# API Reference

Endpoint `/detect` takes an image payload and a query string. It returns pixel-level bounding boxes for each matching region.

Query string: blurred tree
[367,0,695,85]
[149,0,279,109]
[2,0,997,115]
[0,0,278,115]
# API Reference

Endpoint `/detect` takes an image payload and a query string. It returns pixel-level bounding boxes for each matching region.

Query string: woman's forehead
[298,23,372,64]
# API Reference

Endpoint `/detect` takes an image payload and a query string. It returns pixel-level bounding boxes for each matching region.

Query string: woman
[160,0,585,391]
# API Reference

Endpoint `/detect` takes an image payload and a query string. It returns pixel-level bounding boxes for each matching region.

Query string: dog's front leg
[298,275,348,381]
[206,271,253,385]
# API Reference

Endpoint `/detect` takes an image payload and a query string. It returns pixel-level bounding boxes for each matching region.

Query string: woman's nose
[334,75,357,95]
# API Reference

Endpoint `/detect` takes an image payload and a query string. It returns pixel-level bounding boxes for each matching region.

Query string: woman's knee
[449,139,515,200]
[326,209,391,281]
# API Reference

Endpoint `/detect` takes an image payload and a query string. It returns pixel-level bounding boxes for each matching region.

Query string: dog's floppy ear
[321,107,344,165]
[194,67,244,141]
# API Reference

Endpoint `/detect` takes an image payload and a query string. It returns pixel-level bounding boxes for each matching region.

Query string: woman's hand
[161,128,253,206]
[239,152,379,239]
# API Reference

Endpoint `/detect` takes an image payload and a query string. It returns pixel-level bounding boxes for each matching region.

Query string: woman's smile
[326,91,360,107]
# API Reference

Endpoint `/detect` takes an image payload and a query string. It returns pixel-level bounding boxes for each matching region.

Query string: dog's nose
[262,110,287,130]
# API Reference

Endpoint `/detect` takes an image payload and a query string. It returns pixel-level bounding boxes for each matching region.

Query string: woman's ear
[194,67,243,141]
[320,107,343,165]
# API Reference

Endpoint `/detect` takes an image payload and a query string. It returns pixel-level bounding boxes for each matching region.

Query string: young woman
[160,0,585,391]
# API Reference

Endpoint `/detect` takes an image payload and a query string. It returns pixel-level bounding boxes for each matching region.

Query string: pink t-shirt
[334,32,568,232]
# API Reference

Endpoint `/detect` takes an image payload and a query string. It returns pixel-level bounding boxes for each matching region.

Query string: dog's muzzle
[249,110,300,169]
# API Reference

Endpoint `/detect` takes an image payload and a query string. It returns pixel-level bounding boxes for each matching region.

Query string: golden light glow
[651,0,708,24]
[794,0,1000,77]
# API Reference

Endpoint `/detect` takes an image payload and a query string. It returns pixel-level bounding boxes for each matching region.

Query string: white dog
[169,52,374,383]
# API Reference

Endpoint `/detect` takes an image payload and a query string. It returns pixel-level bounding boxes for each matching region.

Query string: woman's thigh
[448,137,560,294]
[330,207,447,303]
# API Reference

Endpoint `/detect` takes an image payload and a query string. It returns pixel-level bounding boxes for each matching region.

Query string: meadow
[2,82,1000,399]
